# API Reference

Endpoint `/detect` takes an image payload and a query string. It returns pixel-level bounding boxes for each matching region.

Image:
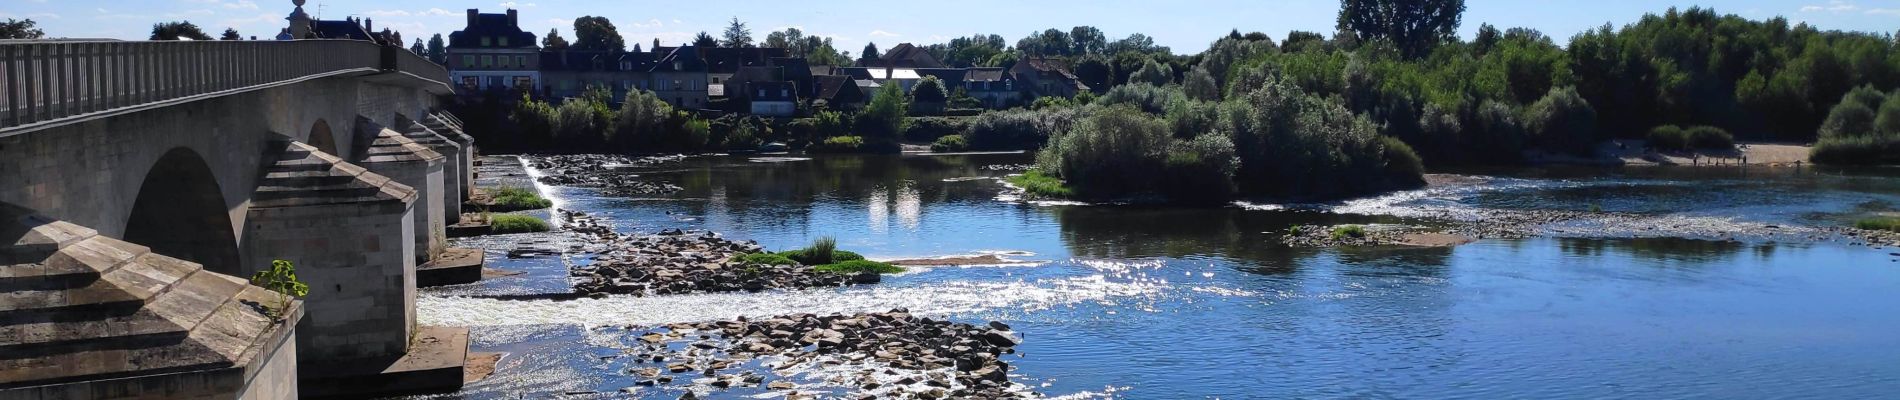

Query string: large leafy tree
[693,32,718,47]
[572,16,626,52]
[542,29,570,50]
[220,28,241,40]
[721,17,753,48]
[1336,0,1466,58]
[150,21,212,41]
[1069,26,1106,55]
[862,42,881,62]
[427,34,448,63]
[0,18,44,39]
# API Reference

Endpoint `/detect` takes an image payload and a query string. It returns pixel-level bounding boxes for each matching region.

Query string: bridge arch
[307,119,341,157]
[122,147,241,275]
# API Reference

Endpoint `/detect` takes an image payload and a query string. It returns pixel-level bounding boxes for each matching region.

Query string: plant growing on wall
[250,259,309,321]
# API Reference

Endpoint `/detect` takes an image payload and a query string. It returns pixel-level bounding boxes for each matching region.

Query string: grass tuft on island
[1855,217,1900,232]
[1331,225,1368,239]
[488,187,553,211]
[489,214,550,234]
[734,236,905,274]
[1005,171,1076,199]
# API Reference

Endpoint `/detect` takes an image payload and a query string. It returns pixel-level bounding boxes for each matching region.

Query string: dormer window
[481,36,492,47]
[499,37,509,47]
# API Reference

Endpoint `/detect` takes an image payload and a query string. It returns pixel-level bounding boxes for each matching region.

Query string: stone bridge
[1,39,475,398]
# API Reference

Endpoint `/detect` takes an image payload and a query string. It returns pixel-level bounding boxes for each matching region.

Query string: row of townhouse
[445,9,1092,116]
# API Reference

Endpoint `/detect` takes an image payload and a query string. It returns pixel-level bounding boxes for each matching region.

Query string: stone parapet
[397,115,466,225]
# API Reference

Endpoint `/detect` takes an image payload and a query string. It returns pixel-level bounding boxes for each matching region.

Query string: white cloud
[363,10,412,17]
[1800,0,1861,13]
[630,18,665,28]
[163,9,216,19]
[1866,8,1900,15]
[223,0,258,10]
[500,2,517,7]
[869,29,901,38]
[420,8,457,17]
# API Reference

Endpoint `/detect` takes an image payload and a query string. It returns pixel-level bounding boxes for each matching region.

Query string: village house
[962,67,1021,108]
[1010,57,1090,98]
[650,46,712,110]
[538,50,659,101]
[445,9,540,94]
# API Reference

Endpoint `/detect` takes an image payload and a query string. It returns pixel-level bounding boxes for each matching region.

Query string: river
[414,153,1900,399]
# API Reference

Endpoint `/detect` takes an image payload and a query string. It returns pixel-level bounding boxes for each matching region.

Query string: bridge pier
[397,114,465,225]
[243,140,418,362]
[353,117,447,263]
[422,113,477,202]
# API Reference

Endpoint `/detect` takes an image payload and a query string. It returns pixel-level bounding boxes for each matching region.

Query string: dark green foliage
[778,237,865,266]
[1096,84,1187,115]
[814,260,904,274]
[1130,59,1175,86]
[965,108,1079,150]
[1648,125,1689,151]
[732,253,799,266]
[1159,134,1240,202]
[912,76,949,103]
[489,215,551,234]
[855,84,910,148]
[151,21,212,41]
[572,16,626,52]
[0,18,44,39]
[1336,0,1466,58]
[1813,87,1900,164]
[1035,106,1173,198]
[930,135,969,152]
[221,28,241,41]
[693,32,718,47]
[1685,126,1734,150]
[1220,75,1423,197]
[1524,86,1600,157]
[721,17,753,48]
[902,117,971,142]
[807,136,866,153]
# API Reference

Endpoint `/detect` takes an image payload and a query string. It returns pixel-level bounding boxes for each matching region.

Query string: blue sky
[7,0,1899,55]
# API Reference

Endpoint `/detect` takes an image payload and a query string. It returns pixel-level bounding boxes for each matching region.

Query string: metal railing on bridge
[0,39,451,130]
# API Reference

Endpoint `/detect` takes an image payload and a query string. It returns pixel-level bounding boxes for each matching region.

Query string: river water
[418,153,1900,399]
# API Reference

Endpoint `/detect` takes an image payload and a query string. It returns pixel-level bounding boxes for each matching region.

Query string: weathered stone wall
[236,330,300,400]
[244,202,416,360]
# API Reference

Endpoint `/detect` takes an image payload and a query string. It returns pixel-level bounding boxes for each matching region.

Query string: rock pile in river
[618,310,1026,399]
[530,154,686,196]
[560,209,875,296]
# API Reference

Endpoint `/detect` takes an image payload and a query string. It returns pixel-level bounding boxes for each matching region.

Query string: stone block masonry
[244,140,419,363]
[353,116,447,263]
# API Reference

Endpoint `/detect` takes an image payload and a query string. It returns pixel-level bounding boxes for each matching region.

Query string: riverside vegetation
[449,1,1900,202]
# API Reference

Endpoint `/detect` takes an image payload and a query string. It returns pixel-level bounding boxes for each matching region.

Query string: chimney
[364,17,373,32]
[467,9,479,27]
[507,9,518,26]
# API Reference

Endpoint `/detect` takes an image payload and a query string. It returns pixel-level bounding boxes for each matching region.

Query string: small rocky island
[561,210,888,296]
[613,310,1026,399]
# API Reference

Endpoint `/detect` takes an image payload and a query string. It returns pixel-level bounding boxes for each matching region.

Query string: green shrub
[1330,225,1367,239]
[490,187,552,210]
[1159,133,1239,202]
[814,260,905,274]
[930,134,969,152]
[1034,106,1172,198]
[1855,217,1900,232]
[1005,171,1076,198]
[807,136,865,153]
[903,117,972,142]
[731,253,799,266]
[489,214,550,234]
[1686,126,1734,150]
[778,237,863,265]
[1524,86,1600,157]
[966,107,1079,150]
[1647,125,1689,151]
[1812,135,1900,164]
[1380,136,1426,187]
[249,259,308,321]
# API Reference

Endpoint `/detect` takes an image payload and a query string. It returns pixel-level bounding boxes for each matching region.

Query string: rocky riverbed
[561,210,880,296]
[609,310,1026,399]
[530,154,687,196]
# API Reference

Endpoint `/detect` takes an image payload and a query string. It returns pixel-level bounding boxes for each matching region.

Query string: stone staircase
[0,203,299,394]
